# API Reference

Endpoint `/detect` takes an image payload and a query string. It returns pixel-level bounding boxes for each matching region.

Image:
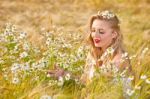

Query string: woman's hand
[47,64,65,78]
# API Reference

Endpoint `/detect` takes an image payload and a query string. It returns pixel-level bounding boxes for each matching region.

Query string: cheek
[100,34,107,39]
[101,32,112,39]
[101,34,113,42]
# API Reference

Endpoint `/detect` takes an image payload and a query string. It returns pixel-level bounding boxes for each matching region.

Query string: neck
[101,47,107,52]
[101,44,112,52]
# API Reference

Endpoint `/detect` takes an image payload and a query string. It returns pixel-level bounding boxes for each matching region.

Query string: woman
[48,10,133,99]
[80,10,132,83]
[48,10,132,84]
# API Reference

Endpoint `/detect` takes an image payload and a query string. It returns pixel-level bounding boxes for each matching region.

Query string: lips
[94,38,101,43]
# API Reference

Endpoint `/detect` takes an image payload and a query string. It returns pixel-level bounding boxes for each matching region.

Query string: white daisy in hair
[98,10,115,19]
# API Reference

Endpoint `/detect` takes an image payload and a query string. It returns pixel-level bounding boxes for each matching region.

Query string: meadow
[0,0,150,99]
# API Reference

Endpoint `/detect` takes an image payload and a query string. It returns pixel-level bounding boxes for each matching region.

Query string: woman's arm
[47,52,95,84]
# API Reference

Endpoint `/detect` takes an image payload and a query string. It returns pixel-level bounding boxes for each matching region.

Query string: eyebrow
[91,28,104,30]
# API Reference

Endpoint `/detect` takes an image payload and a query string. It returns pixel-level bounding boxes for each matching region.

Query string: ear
[112,31,118,39]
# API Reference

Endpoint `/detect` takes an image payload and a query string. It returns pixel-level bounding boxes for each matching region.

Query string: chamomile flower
[23,42,30,51]
[126,89,135,96]
[65,73,71,80]
[12,77,20,84]
[20,51,28,58]
[140,75,147,80]
[107,47,115,55]
[11,63,20,73]
[142,47,149,54]
[98,10,115,19]
[145,79,150,84]
[40,95,52,99]
[120,70,127,78]
[19,32,27,39]
[129,55,136,59]
[135,85,141,90]
[46,38,52,46]
[121,52,128,58]
[99,47,114,61]
[128,76,134,81]
[22,63,30,71]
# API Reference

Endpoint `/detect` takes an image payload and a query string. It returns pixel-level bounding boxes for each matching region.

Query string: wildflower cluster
[1,23,89,87]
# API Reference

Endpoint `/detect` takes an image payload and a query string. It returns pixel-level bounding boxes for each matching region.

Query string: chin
[94,44,101,47]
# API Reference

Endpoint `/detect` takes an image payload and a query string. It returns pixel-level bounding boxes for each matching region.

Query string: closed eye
[99,31,104,34]
[91,28,104,34]
[98,29,104,34]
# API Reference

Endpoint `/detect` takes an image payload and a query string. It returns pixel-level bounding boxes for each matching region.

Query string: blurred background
[0,0,150,53]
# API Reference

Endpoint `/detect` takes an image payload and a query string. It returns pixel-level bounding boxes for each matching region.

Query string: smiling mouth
[94,38,101,43]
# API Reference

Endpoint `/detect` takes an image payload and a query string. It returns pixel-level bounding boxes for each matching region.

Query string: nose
[94,30,100,37]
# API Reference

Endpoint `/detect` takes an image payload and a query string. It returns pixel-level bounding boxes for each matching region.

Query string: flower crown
[98,10,115,19]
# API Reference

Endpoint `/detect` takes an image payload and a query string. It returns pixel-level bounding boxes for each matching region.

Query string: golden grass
[0,0,150,98]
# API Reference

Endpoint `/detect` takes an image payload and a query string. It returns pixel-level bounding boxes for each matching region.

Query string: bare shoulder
[112,51,132,72]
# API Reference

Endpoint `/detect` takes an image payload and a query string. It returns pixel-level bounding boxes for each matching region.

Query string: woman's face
[91,19,117,51]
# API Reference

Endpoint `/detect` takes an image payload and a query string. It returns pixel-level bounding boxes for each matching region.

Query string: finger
[47,72,54,74]
[48,73,55,78]
[54,63,58,69]
[47,70,56,74]
[54,63,62,70]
